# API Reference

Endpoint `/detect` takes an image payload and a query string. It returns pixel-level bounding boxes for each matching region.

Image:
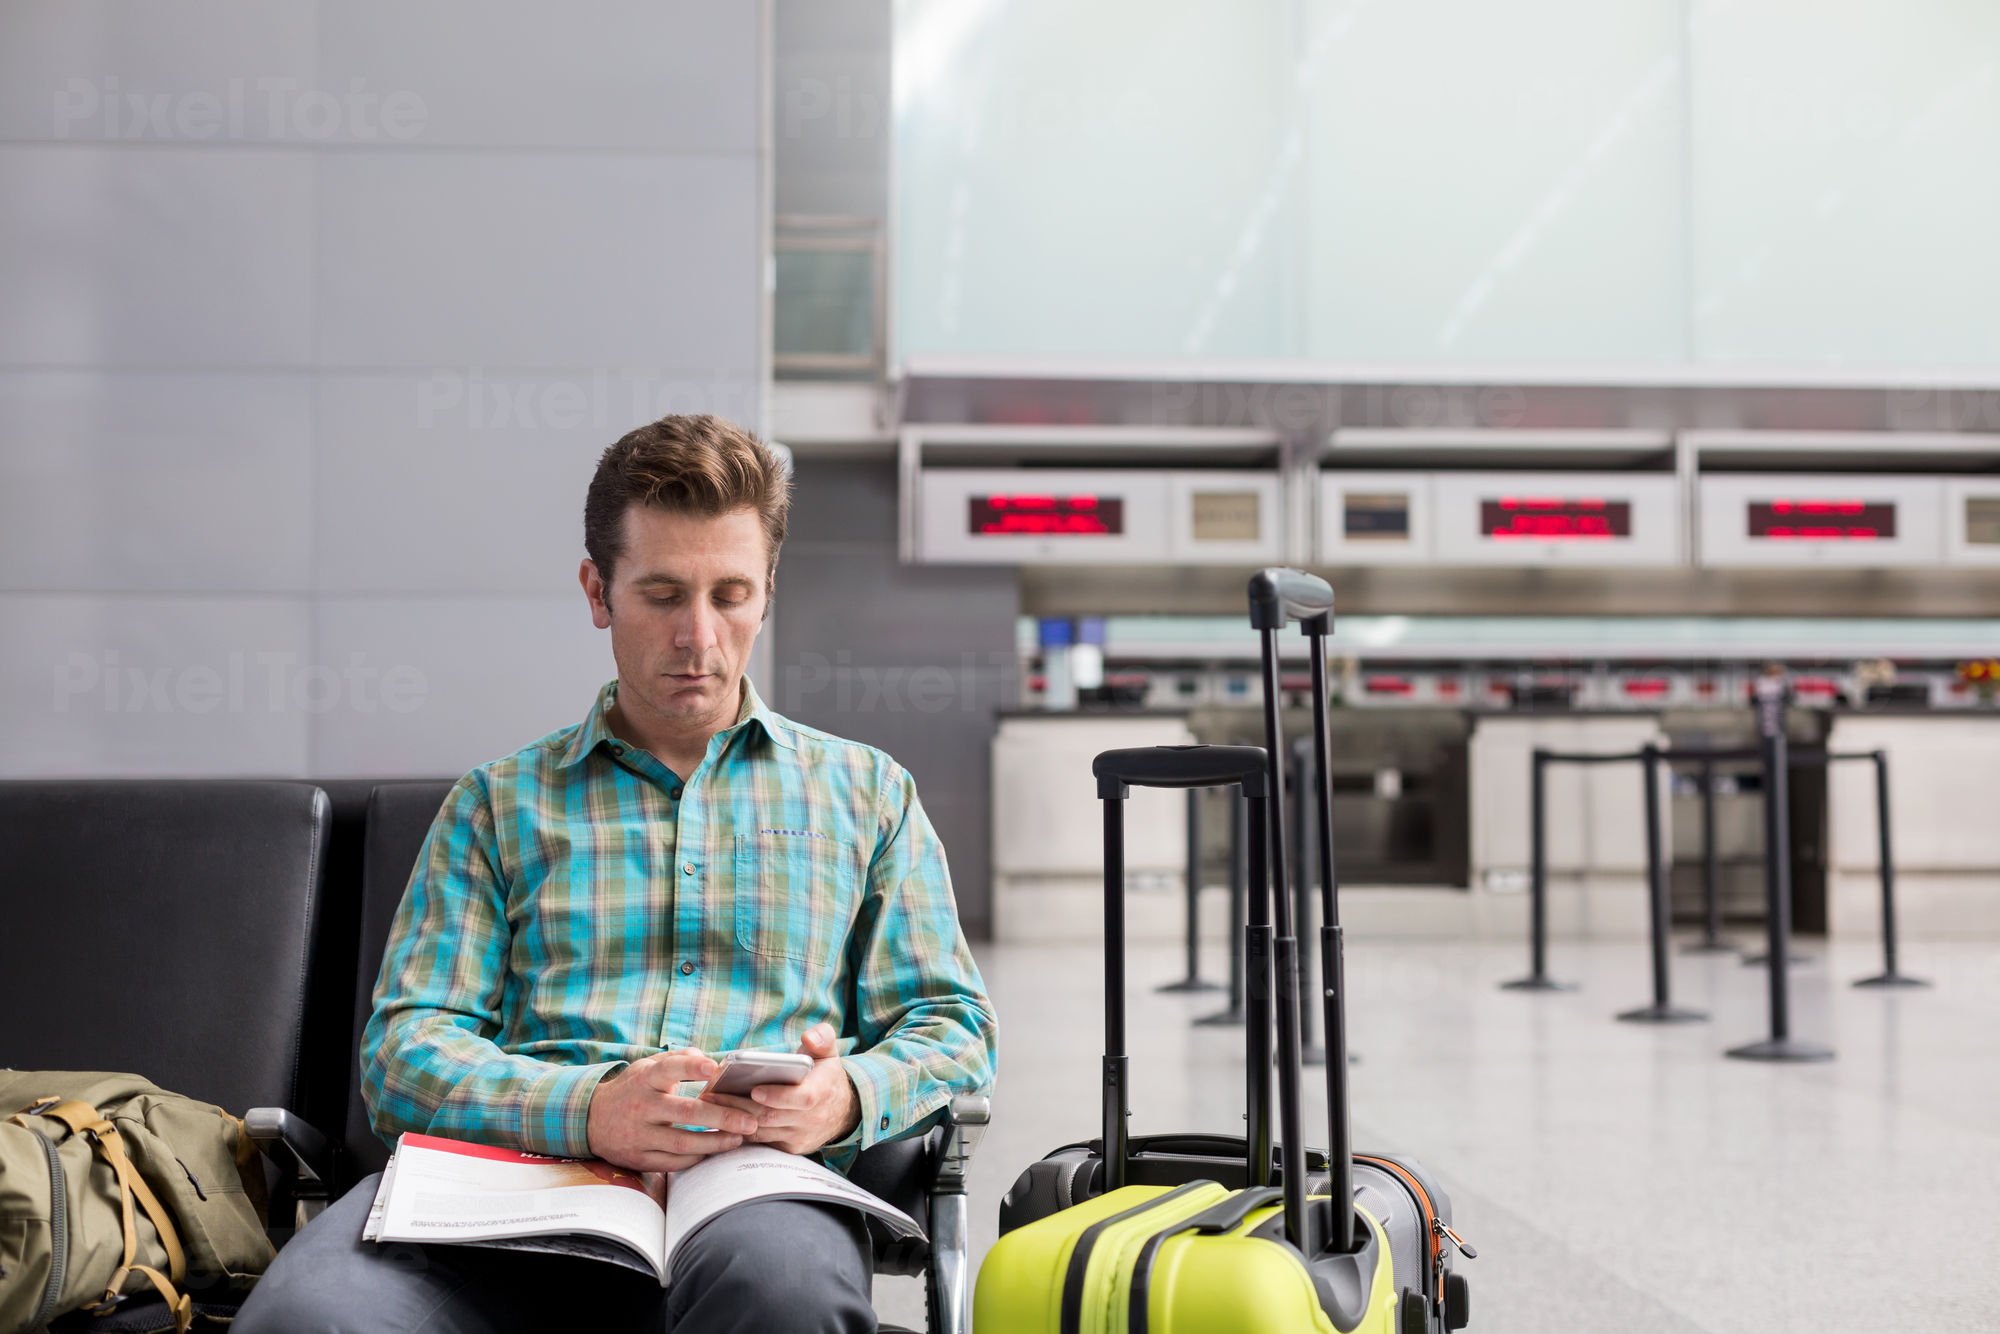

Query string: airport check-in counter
[1468,715,1670,939]
[1826,713,2000,938]
[990,711,1195,944]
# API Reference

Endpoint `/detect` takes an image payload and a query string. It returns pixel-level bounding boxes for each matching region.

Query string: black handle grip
[1093,744,1268,797]
[1248,568,1334,631]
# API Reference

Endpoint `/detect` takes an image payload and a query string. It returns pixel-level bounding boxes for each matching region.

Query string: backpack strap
[20,1098,194,1334]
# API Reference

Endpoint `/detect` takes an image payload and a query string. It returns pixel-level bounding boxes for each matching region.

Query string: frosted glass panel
[1689,0,2000,368]
[1301,0,1687,363]
[894,0,1296,359]
[896,0,2000,372]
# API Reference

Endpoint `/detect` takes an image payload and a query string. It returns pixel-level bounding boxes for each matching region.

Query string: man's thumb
[797,1023,838,1057]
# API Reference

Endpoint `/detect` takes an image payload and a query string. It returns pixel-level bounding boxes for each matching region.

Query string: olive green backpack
[0,1073,276,1334]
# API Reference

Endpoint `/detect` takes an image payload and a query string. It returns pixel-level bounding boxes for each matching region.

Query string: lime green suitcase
[975,571,1473,1334]
[976,1180,1402,1333]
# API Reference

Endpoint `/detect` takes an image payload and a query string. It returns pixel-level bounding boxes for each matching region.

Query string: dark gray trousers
[233,1173,877,1333]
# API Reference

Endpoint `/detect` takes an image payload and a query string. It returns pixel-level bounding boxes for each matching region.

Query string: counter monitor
[1188,489,1262,543]
[1344,492,1413,541]
[968,493,1124,537]
[1965,496,2000,546]
[1746,499,1896,541]
[1480,496,1632,540]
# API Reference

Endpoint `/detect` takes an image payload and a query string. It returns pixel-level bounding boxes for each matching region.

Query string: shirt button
[680,961,696,976]
[682,861,696,875]
[671,787,684,800]
[879,1115,890,1131]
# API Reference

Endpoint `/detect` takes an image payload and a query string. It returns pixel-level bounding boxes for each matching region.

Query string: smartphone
[703,1050,814,1097]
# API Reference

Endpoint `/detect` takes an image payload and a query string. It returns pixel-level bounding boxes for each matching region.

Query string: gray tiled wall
[0,3,768,780]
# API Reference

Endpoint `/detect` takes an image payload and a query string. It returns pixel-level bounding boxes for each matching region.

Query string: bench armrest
[932,1092,990,1195]
[244,1107,333,1234]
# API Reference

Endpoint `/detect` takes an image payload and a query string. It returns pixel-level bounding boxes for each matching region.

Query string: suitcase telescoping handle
[1092,743,1268,796]
[1245,566,1363,1261]
[1247,567,1334,632]
[1092,744,1270,1195]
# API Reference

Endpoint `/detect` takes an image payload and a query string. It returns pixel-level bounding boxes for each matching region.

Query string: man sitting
[238,415,997,1333]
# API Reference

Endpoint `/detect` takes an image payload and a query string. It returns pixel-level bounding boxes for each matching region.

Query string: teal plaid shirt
[360,677,997,1171]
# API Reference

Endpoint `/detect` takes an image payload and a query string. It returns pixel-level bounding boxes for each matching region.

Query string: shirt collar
[558,675,794,769]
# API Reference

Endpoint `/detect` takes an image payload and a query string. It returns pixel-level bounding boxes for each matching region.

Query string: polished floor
[877,934,2000,1332]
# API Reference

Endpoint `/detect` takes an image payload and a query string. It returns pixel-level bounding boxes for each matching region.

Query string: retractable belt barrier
[1501,720,1927,1059]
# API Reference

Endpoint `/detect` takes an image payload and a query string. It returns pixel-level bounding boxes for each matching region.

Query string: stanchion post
[1195,790,1250,1026]
[1729,672,1833,1061]
[1619,744,1707,1023]
[1159,786,1225,994]
[1503,747,1575,992]
[1683,756,1736,954]
[1854,748,1929,989]
[1741,749,1815,968]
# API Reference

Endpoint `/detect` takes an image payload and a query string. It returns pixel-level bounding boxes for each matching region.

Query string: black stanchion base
[1726,1037,1834,1062]
[1193,1005,1246,1027]
[1616,1004,1708,1024]
[1680,939,1739,955]
[1853,973,1931,990]
[1741,952,1813,967]
[1500,976,1577,992]
[1156,978,1227,994]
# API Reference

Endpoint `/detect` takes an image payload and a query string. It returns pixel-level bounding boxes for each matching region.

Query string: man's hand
[587,1048,761,1172]
[745,1022,861,1156]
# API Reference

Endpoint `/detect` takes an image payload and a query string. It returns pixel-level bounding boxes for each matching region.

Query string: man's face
[581,505,771,734]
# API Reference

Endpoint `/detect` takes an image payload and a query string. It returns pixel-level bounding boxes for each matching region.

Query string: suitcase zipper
[1353,1153,1470,1308]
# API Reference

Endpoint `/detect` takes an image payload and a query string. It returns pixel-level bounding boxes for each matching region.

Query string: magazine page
[361,1155,398,1242]
[660,1145,923,1275]
[439,1231,660,1279]
[373,1133,671,1278]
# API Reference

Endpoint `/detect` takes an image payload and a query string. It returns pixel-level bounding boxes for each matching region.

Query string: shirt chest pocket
[731,830,863,965]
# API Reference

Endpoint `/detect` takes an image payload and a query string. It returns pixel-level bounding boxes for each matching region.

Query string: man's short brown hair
[584,414,791,595]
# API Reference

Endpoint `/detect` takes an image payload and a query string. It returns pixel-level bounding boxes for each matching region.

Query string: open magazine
[362,1132,922,1285]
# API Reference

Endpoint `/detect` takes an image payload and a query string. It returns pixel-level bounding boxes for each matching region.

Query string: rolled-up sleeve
[826,760,998,1170]
[359,774,622,1158]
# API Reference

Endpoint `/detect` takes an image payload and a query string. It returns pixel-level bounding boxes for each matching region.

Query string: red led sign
[968,494,1125,537]
[1480,497,1632,540]
[1747,499,1896,541]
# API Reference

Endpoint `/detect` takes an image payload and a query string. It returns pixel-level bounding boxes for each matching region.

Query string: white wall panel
[0,594,311,776]
[0,146,315,367]
[0,1,315,143]
[0,372,312,592]
[315,152,759,372]
[310,596,613,777]
[0,4,767,778]
[319,1,759,151]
